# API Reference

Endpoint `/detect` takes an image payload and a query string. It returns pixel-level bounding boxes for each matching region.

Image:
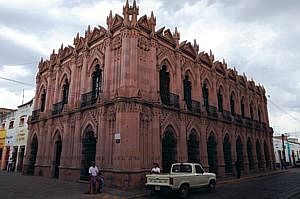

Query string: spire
[193,39,199,54]
[133,0,136,8]
[107,10,113,30]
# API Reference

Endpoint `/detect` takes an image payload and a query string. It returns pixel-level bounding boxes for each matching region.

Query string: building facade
[273,135,300,168]
[25,1,275,189]
[0,101,33,171]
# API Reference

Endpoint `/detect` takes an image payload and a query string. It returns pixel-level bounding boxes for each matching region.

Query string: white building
[1,100,33,171]
[273,135,300,168]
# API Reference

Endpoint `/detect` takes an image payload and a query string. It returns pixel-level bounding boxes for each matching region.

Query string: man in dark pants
[235,160,241,179]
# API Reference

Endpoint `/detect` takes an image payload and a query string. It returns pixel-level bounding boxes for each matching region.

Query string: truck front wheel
[179,184,189,198]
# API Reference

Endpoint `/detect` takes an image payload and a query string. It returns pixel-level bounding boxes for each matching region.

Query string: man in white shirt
[151,163,160,174]
[88,162,99,194]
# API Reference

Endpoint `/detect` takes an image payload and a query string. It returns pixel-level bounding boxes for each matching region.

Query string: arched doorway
[53,134,62,178]
[256,140,263,168]
[223,134,232,174]
[247,139,254,170]
[236,136,244,170]
[187,129,200,163]
[162,128,177,173]
[207,132,218,174]
[80,127,97,180]
[28,134,38,175]
[264,141,270,169]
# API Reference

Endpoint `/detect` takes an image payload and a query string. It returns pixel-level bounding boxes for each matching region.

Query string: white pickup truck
[145,163,216,198]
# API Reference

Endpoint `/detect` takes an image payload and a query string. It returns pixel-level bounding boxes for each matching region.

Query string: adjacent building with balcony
[25,1,275,189]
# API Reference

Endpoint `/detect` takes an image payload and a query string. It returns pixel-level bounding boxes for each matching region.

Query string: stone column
[242,133,250,175]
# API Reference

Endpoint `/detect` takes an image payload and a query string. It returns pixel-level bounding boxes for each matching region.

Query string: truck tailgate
[146,174,171,186]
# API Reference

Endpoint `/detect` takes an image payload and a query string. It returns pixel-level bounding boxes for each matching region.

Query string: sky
[0,0,299,136]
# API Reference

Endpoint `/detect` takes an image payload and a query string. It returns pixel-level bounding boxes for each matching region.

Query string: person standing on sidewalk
[150,163,160,174]
[235,160,241,179]
[88,162,99,194]
[7,157,14,172]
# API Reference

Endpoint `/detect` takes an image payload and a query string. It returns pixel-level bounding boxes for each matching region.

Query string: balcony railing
[81,91,98,108]
[245,117,253,128]
[187,100,201,114]
[254,120,261,130]
[31,109,40,121]
[234,114,243,125]
[222,110,232,122]
[160,92,180,109]
[52,101,64,116]
[206,105,218,118]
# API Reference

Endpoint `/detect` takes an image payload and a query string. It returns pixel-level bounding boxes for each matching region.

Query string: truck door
[195,165,208,187]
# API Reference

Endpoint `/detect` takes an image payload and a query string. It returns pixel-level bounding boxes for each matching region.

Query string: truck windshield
[172,164,192,173]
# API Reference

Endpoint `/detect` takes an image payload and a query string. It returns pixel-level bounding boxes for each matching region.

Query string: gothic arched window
[258,108,261,122]
[217,88,223,112]
[159,65,170,105]
[250,104,254,120]
[62,79,69,104]
[92,64,102,99]
[183,75,192,109]
[230,93,235,115]
[241,97,245,118]
[40,89,46,112]
[202,82,209,110]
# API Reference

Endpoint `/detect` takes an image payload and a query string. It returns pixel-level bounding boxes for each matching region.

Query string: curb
[218,170,289,185]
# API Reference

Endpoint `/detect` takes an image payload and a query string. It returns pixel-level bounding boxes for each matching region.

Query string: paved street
[1,169,300,199]
[144,169,300,199]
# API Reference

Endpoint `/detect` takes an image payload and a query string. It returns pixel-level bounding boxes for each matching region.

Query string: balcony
[245,117,253,128]
[254,120,262,130]
[31,109,40,122]
[81,91,98,108]
[222,110,232,122]
[234,114,243,125]
[52,101,64,116]
[206,105,218,119]
[160,92,180,109]
[187,100,201,114]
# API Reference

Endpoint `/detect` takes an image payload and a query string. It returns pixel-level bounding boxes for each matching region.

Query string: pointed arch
[80,124,97,180]
[207,131,218,174]
[236,135,244,170]
[87,50,105,76]
[247,138,254,170]
[187,128,200,163]
[27,133,38,175]
[256,139,263,168]
[160,58,176,76]
[162,125,177,173]
[264,140,271,169]
[223,133,232,174]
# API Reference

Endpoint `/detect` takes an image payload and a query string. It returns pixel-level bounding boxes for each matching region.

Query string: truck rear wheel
[208,180,216,193]
[179,184,189,198]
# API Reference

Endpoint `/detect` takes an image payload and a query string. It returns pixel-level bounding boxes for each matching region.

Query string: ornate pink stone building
[24,1,275,189]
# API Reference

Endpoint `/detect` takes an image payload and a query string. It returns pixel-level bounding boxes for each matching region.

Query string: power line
[0,76,35,87]
[268,97,300,124]
[1,61,38,66]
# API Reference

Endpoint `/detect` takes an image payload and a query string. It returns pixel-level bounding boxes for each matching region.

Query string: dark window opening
[92,64,102,99]
[250,106,254,120]
[258,109,261,122]
[241,99,245,118]
[217,88,223,112]
[62,79,69,104]
[202,82,209,110]
[159,65,170,105]
[40,89,46,112]
[183,75,192,109]
[230,94,235,115]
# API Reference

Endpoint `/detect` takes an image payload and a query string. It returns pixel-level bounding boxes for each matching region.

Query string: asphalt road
[143,169,300,199]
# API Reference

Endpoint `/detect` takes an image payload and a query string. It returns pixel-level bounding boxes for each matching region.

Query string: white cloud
[0,65,30,79]
[0,88,35,109]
